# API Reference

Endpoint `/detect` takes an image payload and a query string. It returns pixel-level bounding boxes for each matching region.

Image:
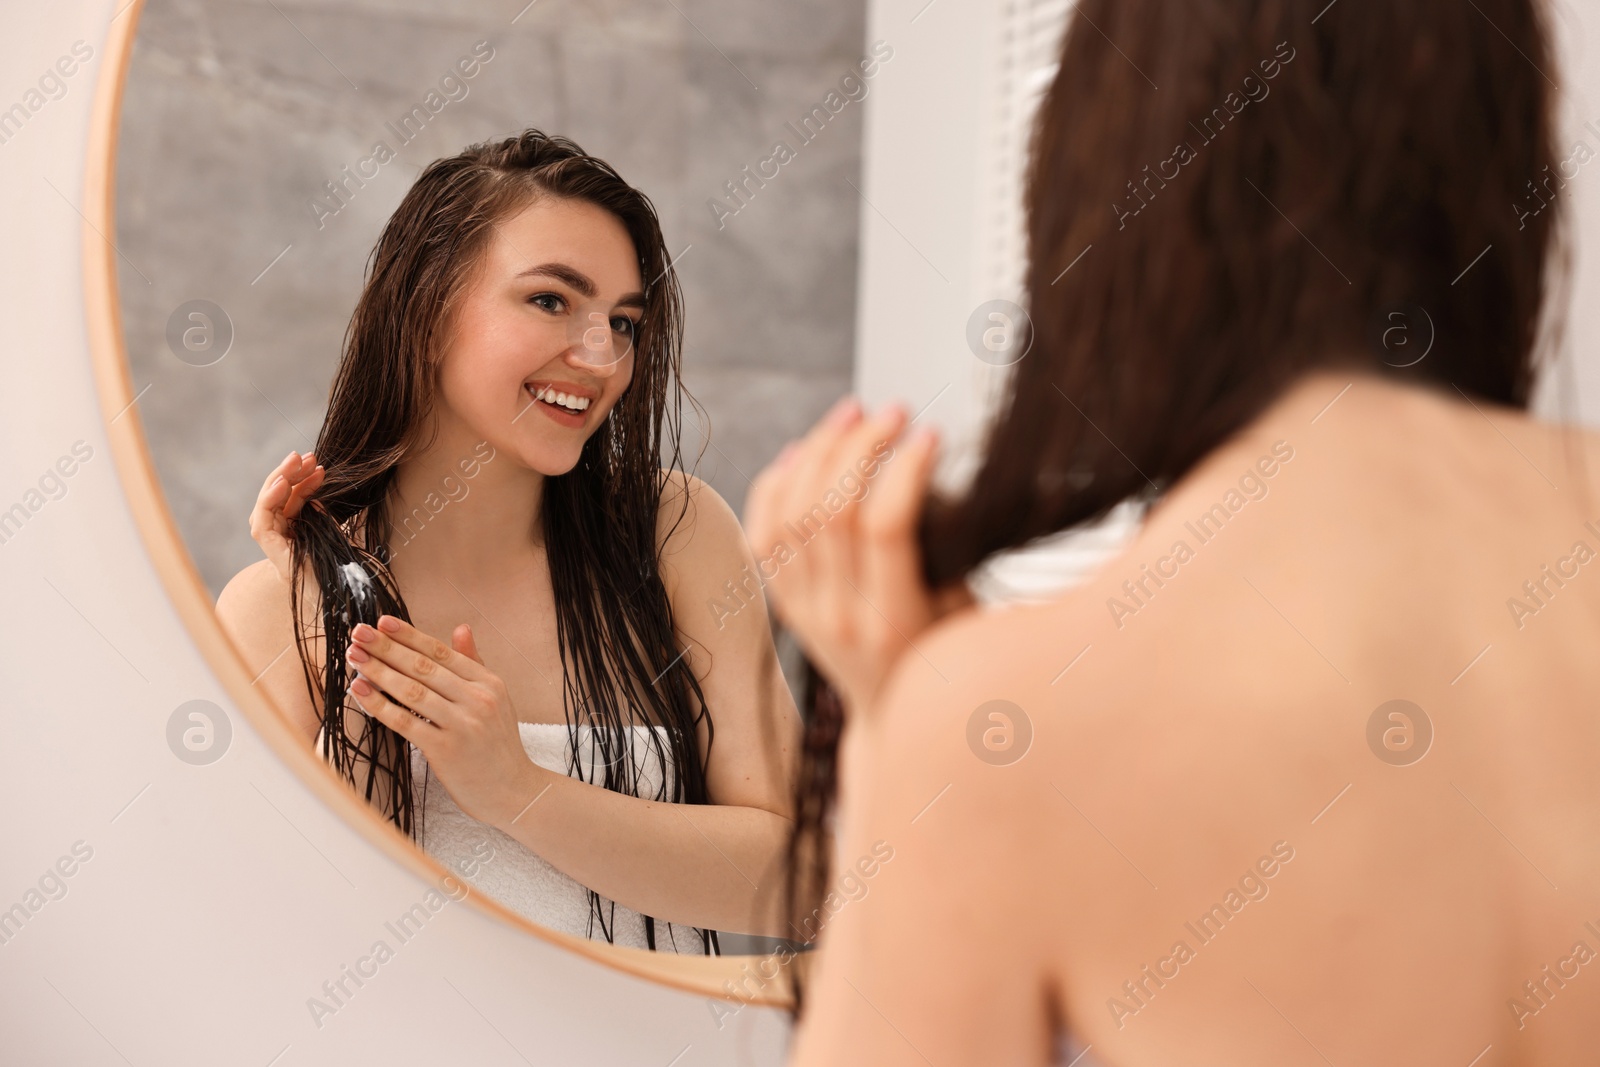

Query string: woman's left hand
[743,396,973,721]
[345,615,544,829]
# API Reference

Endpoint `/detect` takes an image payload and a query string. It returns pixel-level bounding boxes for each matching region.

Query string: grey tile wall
[115,0,869,597]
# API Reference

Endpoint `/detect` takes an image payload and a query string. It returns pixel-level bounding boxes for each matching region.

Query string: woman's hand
[250,450,325,581]
[742,396,974,721]
[345,614,545,829]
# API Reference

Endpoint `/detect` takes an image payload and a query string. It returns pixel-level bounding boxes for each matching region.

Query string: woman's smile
[522,378,596,427]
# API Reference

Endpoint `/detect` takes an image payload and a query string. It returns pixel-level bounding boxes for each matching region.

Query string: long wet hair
[786,0,1563,1014]
[289,129,719,954]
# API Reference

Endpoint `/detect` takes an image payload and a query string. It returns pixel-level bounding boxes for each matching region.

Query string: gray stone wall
[115,0,869,596]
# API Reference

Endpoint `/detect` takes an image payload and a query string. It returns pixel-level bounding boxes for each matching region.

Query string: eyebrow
[514,262,646,309]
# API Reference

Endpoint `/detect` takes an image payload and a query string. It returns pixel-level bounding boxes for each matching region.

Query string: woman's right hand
[251,450,325,581]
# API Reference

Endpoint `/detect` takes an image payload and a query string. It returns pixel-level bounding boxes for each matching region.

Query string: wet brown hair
[788,0,1562,1014]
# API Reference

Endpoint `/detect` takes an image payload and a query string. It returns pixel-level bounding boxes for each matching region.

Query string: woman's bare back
[805,370,1600,1066]
[1006,370,1600,1064]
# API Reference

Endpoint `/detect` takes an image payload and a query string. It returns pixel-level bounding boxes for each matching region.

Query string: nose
[566,311,629,376]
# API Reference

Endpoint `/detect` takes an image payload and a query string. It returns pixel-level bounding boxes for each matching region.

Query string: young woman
[217,131,799,953]
[755,0,1600,1063]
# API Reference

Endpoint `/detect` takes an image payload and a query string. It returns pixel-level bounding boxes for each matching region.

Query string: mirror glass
[113,0,877,962]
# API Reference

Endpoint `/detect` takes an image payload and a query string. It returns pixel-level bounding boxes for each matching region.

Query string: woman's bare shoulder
[216,559,293,650]
[839,599,1112,984]
[655,467,736,534]
[654,467,748,576]
[216,559,321,745]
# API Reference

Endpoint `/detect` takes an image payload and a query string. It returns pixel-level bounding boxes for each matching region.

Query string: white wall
[853,0,1016,492]
[1538,0,1600,422]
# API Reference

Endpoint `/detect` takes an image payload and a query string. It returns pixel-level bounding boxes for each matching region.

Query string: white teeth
[527,384,590,412]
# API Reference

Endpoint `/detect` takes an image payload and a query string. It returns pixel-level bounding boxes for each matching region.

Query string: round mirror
[89,0,885,1022]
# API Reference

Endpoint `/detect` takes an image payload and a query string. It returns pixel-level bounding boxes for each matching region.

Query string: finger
[776,399,863,591]
[822,400,909,575]
[377,615,489,681]
[249,489,294,581]
[258,450,301,497]
[254,464,294,521]
[834,403,907,494]
[744,441,800,573]
[282,464,325,521]
[859,422,941,628]
[745,441,806,575]
[452,623,485,666]
[804,402,908,638]
[249,488,286,542]
[368,614,491,690]
[858,417,932,542]
[785,396,861,511]
[286,450,317,482]
[864,421,938,527]
[346,639,465,729]
[349,673,439,743]
[251,453,316,531]
[276,452,321,519]
[260,474,289,514]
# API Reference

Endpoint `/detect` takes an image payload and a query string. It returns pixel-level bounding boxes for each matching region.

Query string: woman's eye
[528,293,565,313]
[611,316,639,337]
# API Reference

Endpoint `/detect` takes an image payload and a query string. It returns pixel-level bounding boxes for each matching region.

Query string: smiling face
[431,195,644,475]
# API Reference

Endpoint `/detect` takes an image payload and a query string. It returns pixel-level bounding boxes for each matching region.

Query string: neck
[1142,364,1401,528]
[383,416,545,587]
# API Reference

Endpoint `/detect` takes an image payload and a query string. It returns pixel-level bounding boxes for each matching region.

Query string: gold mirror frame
[82,0,796,1008]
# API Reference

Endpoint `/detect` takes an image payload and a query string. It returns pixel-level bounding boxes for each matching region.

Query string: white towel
[411,722,710,953]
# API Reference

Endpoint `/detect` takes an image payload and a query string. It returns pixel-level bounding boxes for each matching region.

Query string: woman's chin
[510,442,584,478]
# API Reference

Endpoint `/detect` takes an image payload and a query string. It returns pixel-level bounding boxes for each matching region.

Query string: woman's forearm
[490,762,795,937]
